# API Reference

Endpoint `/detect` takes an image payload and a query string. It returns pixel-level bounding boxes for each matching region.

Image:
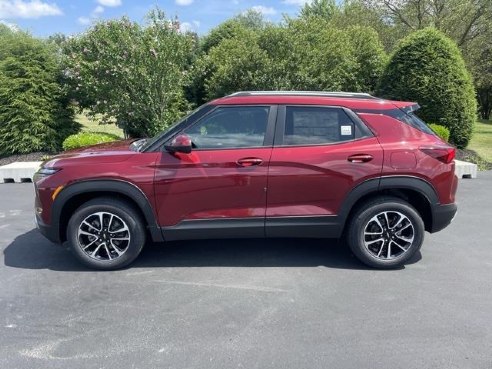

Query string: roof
[210,91,415,111]
[228,91,377,99]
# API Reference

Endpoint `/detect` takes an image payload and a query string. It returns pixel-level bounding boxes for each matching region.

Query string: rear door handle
[348,154,373,163]
[237,157,263,167]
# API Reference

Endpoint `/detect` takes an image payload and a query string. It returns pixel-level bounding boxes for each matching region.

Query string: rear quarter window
[386,109,436,136]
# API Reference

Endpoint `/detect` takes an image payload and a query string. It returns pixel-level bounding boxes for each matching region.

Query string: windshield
[139,105,208,152]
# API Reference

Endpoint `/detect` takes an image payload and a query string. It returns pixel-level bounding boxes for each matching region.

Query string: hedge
[428,123,450,142]
[62,132,120,151]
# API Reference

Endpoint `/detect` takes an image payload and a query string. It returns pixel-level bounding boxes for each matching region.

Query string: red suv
[34,91,458,270]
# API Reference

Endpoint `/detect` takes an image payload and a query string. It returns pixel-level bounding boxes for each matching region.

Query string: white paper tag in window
[341,125,352,136]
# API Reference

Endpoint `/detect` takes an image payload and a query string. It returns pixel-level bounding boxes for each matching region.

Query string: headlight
[37,168,60,176]
[33,167,61,182]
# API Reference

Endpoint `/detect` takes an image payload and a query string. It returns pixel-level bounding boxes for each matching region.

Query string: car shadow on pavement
[3,228,421,272]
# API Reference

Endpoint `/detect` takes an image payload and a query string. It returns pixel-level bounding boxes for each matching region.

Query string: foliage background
[378,28,476,148]
[0,25,79,156]
[1,0,492,155]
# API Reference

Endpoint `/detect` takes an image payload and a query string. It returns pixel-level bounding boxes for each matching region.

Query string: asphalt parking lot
[1,173,492,369]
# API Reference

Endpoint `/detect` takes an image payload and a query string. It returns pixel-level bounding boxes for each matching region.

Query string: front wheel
[67,198,146,270]
[347,197,425,269]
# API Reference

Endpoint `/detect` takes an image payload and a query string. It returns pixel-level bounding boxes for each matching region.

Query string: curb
[454,160,477,179]
[0,162,42,183]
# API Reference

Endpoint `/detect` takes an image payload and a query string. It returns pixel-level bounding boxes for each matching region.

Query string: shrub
[62,132,120,151]
[377,28,476,149]
[0,29,80,156]
[428,123,450,142]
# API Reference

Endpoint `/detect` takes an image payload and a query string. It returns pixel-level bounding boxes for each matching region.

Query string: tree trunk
[477,88,492,120]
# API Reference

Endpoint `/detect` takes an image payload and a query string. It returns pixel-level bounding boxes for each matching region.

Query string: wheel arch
[53,180,163,243]
[339,176,439,234]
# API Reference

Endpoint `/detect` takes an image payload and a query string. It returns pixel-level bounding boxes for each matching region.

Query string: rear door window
[281,106,362,146]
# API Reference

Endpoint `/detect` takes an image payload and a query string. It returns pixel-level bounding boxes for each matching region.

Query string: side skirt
[160,216,342,241]
[161,218,265,241]
[265,216,342,238]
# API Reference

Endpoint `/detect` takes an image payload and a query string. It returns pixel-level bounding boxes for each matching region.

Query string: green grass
[469,119,492,163]
[75,112,124,138]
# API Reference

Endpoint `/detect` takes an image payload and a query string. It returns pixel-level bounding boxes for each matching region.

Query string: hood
[43,139,140,168]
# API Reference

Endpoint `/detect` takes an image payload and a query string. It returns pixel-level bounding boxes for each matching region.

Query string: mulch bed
[0,152,51,166]
[456,149,492,170]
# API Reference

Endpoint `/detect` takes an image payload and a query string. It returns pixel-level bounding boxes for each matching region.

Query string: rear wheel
[347,197,424,269]
[67,198,146,270]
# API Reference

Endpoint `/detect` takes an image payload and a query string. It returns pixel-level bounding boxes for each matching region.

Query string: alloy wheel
[77,211,131,261]
[363,211,415,260]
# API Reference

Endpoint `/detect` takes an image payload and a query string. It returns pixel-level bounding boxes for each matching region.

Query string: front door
[154,105,276,240]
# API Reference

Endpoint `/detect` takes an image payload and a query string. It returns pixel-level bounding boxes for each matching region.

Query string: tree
[0,27,79,156]
[200,10,267,53]
[378,28,476,148]
[356,0,492,118]
[346,25,387,92]
[200,16,387,99]
[463,24,492,120]
[186,10,268,105]
[472,43,492,119]
[203,28,271,98]
[363,0,492,48]
[282,18,360,91]
[300,0,337,19]
[64,9,194,138]
[329,1,402,51]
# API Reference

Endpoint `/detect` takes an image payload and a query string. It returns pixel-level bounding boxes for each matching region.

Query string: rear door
[154,105,276,239]
[266,105,383,237]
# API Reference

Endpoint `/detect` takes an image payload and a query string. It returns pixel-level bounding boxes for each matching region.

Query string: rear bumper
[430,203,457,233]
[35,213,60,244]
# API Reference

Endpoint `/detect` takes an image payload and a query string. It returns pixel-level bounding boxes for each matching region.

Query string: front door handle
[237,157,263,167]
[348,154,373,163]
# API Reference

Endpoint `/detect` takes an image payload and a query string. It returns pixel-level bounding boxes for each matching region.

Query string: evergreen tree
[0,29,79,155]
[378,28,476,148]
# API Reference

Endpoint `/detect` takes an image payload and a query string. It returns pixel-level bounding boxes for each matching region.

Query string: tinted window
[142,104,214,152]
[387,109,436,136]
[283,107,356,145]
[184,106,269,149]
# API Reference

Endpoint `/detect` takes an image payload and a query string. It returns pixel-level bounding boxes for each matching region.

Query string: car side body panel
[357,112,458,204]
[34,93,458,253]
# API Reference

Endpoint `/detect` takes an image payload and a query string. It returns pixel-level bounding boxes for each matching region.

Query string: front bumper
[35,213,60,244]
[430,203,457,233]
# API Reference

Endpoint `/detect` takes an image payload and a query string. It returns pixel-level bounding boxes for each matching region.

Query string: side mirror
[165,134,192,154]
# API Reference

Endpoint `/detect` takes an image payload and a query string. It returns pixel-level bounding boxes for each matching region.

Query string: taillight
[420,146,455,164]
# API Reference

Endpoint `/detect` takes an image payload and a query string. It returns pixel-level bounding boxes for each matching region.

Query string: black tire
[67,197,146,270]
[347,196,424,269]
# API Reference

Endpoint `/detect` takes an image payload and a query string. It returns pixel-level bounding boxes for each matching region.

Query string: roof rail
[227,91,377,99]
